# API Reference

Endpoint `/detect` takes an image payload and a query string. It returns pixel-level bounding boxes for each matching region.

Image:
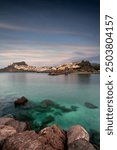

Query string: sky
[0,0,100,67]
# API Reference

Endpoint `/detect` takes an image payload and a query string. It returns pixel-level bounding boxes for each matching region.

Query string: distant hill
[0,60,100,75]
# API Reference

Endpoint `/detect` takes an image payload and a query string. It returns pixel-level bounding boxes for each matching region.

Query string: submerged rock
[39,99,76,113]
[68,138,96,150]
[67,125,89,145]
[42,115,55,124]
[84,102,98,109]
[14,96,28,107]
[71,106,79,111]
[89,129,100,149]
[39,99,55,108]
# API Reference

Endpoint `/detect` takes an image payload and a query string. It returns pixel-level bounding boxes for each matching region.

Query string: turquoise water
[0,73,100,132]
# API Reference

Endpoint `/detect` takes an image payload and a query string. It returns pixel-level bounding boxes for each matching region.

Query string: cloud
[0,44,99,68]
[0,22,95,38]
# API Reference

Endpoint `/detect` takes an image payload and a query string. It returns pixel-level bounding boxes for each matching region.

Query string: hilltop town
[0,60,100,75]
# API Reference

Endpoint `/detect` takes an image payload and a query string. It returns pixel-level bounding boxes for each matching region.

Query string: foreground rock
[0,116,99,150]
[2,131,42,150]
[3,125,66,150]
[0,125,17,148]
[0,117,14,125]
[5,120,29,132]
[68,138,96,150]
[38,124,66,150]
[67,125,89,145]
[14,96,28,107]
[0,117,29,132]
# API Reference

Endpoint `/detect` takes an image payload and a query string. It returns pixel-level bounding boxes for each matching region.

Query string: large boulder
[68,138,96,150]
[67,125,89,145]
[0,125,17,148]
[38,124,67,150]
[0,117,14,125]
[5,120,28,132]
[3,125,66,150]
[14,96,28,107]
[0,117,29,132]
[2,131,42,150]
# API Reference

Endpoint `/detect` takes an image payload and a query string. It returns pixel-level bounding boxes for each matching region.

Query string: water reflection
[7,73,27,83]
[77,74,91,84]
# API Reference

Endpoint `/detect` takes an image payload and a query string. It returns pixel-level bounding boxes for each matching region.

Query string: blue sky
[0,0,100,67]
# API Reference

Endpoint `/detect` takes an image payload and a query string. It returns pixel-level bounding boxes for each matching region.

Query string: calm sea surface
[0,73,100,132]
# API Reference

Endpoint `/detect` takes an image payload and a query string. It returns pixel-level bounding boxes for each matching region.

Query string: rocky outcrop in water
[14,96,28,107]
[84,102,98,109]
[0,60,100,75]
[0,116,98,150]
[0,125,17,148]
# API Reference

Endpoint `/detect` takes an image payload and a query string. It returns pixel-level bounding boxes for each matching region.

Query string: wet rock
[0,117,14,125]
[38,124,67,150]
[0,117,30,132]
[67,125,89,145]
[84,102,98,109]
[0,125,17,148]
[3,125,66,150]
[5,120,29,132]
[2,131,42,150]
[14,96,28,107]
[68,138,96,150]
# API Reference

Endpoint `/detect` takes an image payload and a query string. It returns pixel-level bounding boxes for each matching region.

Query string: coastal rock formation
[0,117,14,125]
[0,60,100,75]
[67,125,89,145]
[14,96,28,107]
[78,60,96,72]
[38,124,66,150]
[68,138,96,150]
[5,120,28,132]
[0,116,99,150]
[3,125,66,150]
[0,125,17,148]
[2,131,42,150]
[0,117,29,132]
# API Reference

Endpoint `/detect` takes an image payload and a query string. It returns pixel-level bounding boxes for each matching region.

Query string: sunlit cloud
[0,44,99,68]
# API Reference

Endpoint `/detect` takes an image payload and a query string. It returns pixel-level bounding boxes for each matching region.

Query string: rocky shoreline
[0,60,100,75]
[0,96,100,150]
[0,117,99,150]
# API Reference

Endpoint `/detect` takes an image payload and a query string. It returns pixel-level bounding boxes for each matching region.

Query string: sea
[0,72,100,133]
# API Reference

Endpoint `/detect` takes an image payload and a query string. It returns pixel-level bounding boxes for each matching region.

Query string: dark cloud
[0,0,100,66]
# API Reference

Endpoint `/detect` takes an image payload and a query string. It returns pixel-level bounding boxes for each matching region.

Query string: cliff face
[0,61,100,74]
